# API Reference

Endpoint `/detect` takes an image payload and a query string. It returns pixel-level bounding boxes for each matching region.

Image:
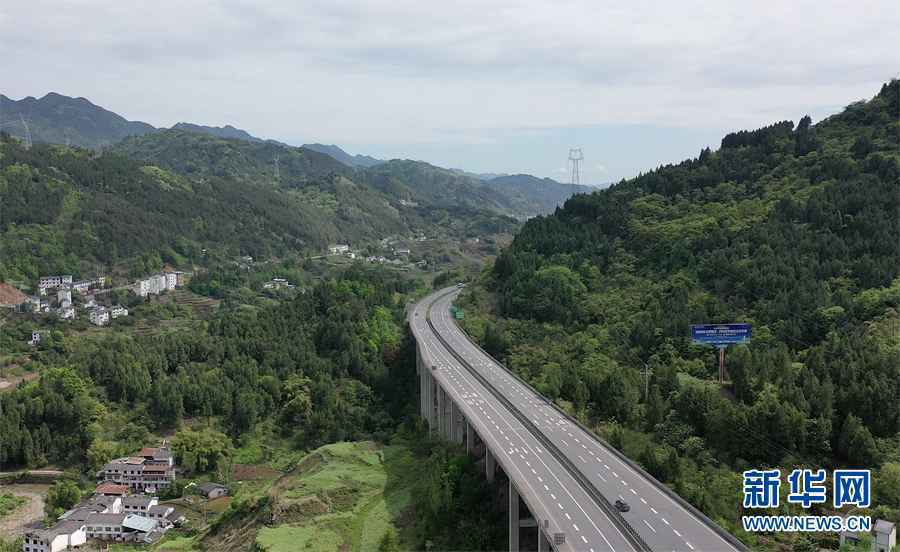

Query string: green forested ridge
[0,135,361,282]
[113,129,349,183]
[0,92,156,149]
[0,266,415,468]
[461,80,900,543]
[0,133,517,285]
[483,173,593,217]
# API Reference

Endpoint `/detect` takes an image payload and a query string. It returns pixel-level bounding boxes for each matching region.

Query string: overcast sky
[1,1,897,184]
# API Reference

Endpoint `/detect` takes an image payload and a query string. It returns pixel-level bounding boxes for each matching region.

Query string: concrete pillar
[450,400,457,442]
[538,524,550,552]
[446,395,453,439]
[466,420,474,454]
[486,449,496,483]
[437,385,446,439]
[418,348,426,421]
[509,480,520,552]
[451,401,463,444]
[430,379,437,431]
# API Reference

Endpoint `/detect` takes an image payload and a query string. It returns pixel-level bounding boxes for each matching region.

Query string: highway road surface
[412,287,746,552]
[411,289,639,552]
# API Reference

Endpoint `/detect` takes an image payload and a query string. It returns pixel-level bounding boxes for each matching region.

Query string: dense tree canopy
[460,81,900,540]
[0,267,417,470]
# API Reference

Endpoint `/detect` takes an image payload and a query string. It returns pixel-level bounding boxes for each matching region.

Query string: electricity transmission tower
[568,148,583,185]
[273,153,280,180]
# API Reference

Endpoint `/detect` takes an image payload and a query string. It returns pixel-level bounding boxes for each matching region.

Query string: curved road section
[412,287,747,552]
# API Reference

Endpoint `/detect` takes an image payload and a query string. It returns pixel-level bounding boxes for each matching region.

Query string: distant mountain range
[301,143,384,168]
[0,91,588,216]
[172,122,263,143]
[0,92,155,149]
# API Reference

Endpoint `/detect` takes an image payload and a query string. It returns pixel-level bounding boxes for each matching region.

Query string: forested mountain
[483,174,592,216]
[0,267,413,467]
[0,92,155,149]
[113,129,350,182]
[171,122,265,143]
[0,135,398,283]
[1,92,584,219]
[302,142,384,167]
[357,159,516,212]
[462,80,900,542]
[0,131,520,284]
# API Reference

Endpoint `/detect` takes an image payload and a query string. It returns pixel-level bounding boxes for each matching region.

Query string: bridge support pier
[437,385,446,439]
[466,420,474,454]
[509,480,520,552]
[451,401,464,444]
[420,361,436,433]
[538,527,550,552]
[486,449,496,483]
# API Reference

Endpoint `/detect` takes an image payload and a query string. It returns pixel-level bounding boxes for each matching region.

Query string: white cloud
[0,0,896,153]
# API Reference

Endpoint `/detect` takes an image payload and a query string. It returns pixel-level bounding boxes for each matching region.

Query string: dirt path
[0,483,50,536]
[0,371,38,392]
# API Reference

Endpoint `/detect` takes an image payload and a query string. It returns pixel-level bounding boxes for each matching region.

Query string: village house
[841,519,896,552]
[38,275,72,295]
[136,273,178,297]
[22,521,86,552]
[328,244,350,255]
[22,482,177,551]
[56,289,71,309]
[58,306,75,320]
[110,305,129,319]
[263,278,294,290]
[89,307,110,326]
[98,446,176,494]
[196,482,228,499]
[95,483,129,497]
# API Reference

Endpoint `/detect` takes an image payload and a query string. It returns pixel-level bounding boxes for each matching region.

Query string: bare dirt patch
[0,483,51,536]
[232,464,280,481]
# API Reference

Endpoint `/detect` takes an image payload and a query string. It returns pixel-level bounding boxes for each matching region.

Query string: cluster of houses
[21,274,128,327]
[15,270,189,336]
[22,446,179,552]
[135,272,186,297]
[329,243,423,269]
[262,278,294,290]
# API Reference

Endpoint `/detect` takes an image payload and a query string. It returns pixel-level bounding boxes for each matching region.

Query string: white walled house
[136,273,177,297]
[99,447,176,493]
[22,521,86,552]
[57,289,72,308]
[329,244,350,255]
[89,307,110,327]
[110,306,129,319]
[38,275,72,294]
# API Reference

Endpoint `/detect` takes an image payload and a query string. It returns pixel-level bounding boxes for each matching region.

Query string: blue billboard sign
[691,323,752,346]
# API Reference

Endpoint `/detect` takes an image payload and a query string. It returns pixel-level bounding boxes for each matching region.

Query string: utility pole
[640,363,652,400]
[568,148,583,185]
[19,115,32,149]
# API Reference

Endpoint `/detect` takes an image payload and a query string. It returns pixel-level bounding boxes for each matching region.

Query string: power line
[568,148,583,185]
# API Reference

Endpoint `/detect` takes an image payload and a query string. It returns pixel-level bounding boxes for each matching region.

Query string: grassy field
[0,493,27,518]
[255,441,418,552]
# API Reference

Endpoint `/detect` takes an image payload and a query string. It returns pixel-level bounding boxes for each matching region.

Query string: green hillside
[0,92,155,149]
[0,136,394,283]
[460,80,900,547]
[113,129,349,183]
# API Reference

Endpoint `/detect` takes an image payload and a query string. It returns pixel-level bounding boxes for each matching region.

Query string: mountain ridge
[302,142,384,168]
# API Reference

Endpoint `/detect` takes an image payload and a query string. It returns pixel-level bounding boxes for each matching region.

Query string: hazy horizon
[2,1,896,183]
